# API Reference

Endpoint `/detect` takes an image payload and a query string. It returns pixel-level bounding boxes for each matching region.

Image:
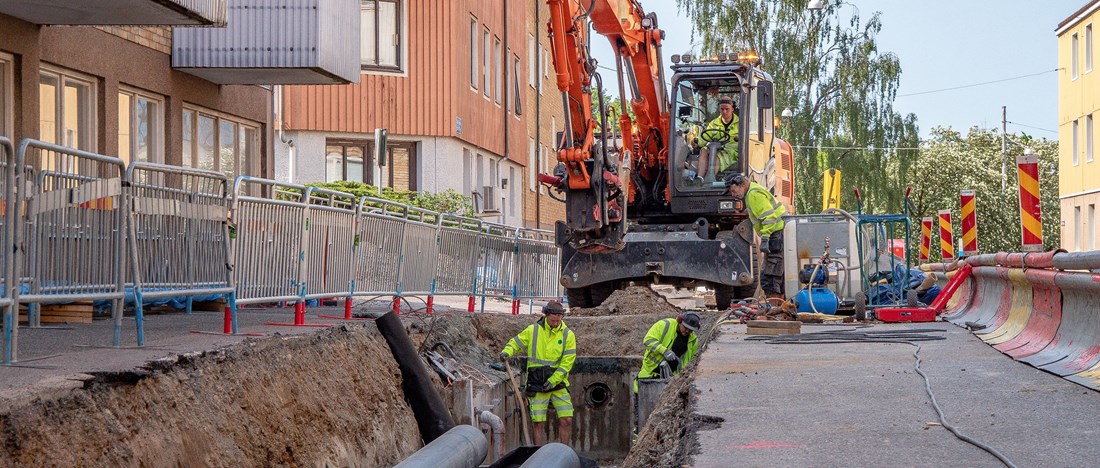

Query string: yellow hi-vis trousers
[528,387,573,422]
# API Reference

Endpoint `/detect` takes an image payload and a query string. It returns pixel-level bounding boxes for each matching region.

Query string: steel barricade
[398,206,441,296]
[15,139,128,347]
[229,177,308,306]
[434,214,482,300]
[126,163,234,343]
[301,186,358,301]
[355,196,411,296]
[1,137,16,364]
[476,223,518,310]
[513,229,561,300]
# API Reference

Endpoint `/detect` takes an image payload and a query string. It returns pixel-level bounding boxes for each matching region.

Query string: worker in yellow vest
[725,173,787,300]
[500,300,576,446]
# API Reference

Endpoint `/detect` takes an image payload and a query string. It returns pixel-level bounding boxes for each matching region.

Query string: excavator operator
[696,96,740,181]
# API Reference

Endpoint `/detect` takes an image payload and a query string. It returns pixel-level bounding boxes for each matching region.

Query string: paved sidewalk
[690,321,1100,467]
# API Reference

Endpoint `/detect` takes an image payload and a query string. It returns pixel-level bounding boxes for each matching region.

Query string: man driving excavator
[695,96,740,181]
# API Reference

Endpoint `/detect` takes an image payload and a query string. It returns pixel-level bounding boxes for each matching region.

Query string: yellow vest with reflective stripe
[638,318,697,380]
[502,318,577,387]
[746,182,786,237]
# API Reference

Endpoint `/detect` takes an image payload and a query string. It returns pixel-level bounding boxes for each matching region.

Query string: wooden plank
[746,320,802,330]
[746,327,799,336]
[19,314,92,324]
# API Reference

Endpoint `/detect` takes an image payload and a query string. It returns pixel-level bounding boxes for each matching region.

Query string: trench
[0,289,713,467]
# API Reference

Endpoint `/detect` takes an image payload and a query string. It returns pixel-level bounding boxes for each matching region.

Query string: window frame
[118,86,165,165]
[1088,113,1095,163]
[513,53,522,117]
[325,140,372,184]
[1073,119,1080,166]
[0,52,12,138]
[470,16,479,90]
[494,36,502,105]
[1072,32,1080,80]
[360,0,404,73]
[529,34,537,89]
[39,65,98,152]
[1088,24,1094,73]
[181,104,261,179]
[483,27,491,98]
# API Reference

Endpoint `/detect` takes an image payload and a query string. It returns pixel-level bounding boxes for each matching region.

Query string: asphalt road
[690,321,1100,467]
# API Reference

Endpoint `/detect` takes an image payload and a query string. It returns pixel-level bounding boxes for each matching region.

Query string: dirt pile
[569,286,682,317]
[0,325,422,467]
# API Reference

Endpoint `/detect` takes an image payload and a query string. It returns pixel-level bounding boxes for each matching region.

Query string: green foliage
[305,180,475,218]
[675,0,920,214]
[910,127,1060,257]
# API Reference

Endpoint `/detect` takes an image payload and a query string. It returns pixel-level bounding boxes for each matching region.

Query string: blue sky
[590,1,1076,141]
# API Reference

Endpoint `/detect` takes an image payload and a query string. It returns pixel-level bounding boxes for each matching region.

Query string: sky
[589,0,1077,141]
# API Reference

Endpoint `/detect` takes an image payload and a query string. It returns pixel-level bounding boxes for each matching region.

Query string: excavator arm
[543,0,669,253]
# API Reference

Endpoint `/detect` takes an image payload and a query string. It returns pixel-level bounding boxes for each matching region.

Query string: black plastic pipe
[376,311,455,443]
[394,425,489,468]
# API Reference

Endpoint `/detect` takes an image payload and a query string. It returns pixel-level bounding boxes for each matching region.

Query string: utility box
[633,376,668,437]
[780,213,862,302]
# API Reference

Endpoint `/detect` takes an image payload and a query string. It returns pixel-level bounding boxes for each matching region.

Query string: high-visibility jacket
[638,318,697,380]
[746,181,786,237]
[702,115,740,169]
[501,318,577,388]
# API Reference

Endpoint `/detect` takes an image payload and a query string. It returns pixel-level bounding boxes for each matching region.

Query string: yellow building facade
[1058,0,1100,252]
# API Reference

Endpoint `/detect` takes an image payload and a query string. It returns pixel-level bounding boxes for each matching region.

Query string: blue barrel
[792,287,839,314]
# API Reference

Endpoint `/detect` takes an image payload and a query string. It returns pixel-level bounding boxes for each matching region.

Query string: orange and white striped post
[960,190,978,256]
[919,217,933,263]
[1017,152,1043,252]
[938,210,954,261]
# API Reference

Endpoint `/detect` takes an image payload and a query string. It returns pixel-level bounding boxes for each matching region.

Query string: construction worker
[638,311,700,382]
[725,173,787,300]
[697,96,740,180]
[499,300,576,446]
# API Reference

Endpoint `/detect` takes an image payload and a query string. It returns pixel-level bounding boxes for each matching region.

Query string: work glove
[527,381,552,394]
[663,350,679,364]
[759,236,771,254]
[498,352,509,362]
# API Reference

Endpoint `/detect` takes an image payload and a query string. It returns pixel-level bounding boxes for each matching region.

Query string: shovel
[503,359,533,446]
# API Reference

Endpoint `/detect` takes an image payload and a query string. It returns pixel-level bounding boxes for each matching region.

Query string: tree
[675,0,920,214]
[909,127,1060,258]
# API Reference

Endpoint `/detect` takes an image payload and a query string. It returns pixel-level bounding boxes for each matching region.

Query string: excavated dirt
[569,286,682,317]
[0,325,421,467]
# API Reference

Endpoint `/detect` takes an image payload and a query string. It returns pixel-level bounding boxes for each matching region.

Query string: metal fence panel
[301,186,358,300]
[435,215,482,296]
[230,177,308,305]
[514,229,561,299]
[398,206,441,295]
[355,198,408,295]
[477,223,518,298]
[1,137,16,363]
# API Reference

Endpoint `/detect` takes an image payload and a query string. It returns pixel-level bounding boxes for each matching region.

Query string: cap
[681,311,701,331]
[542,300,566,315]
[723,173,747,187]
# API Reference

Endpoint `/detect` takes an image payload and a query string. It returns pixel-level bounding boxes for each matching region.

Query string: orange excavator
[540,0,795,309]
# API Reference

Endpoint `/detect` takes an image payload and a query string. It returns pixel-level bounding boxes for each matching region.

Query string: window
[118,88,164,165]
[483,27,491,97]
[1090,204,1096,250]
[0,52,11,137]
[494,36,502,104]
[470,16,478,89]
[528,137,536,191]
[513,54,522,116]
[39,67,96,151]
[361,0,402,71]
[529,34,537,88]
[539,45,546,95]
[1075,206,1082,251]
[1072,33,1080,79]
[384,142,416,191]
[1088,25,1094,73]
[1073,119,1080,165]
[326,142,368,183]
[1089,114,1095,163]
[181,106,260,179]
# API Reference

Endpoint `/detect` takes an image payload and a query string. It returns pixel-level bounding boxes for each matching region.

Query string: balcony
[172,0,360,85]
[0,0,226,26]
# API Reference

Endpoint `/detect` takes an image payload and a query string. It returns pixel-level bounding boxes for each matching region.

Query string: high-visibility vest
[746,182,786,237]
[703,115,740,168]
[638,318,697,380]
[502,318,577,387]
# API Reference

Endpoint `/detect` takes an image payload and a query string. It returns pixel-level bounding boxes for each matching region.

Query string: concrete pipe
[395,425,489,468]
[518,443,580,468]
[478,410,505,461]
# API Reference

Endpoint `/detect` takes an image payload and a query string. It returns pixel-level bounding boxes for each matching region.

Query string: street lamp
[781,108,794,118]
[807,0,824,11]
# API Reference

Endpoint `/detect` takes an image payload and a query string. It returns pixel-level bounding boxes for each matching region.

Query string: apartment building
[0,0,358,180]
[278,0,567,228]
[1058,0,1100,251]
